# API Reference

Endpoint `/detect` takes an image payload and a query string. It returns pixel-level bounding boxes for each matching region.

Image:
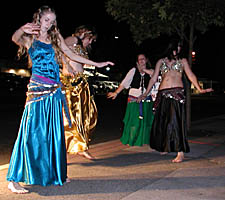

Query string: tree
[106,0,225,130]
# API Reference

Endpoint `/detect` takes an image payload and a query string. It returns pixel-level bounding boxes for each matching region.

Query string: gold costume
[61,74,97,153]
[61,43,98,154]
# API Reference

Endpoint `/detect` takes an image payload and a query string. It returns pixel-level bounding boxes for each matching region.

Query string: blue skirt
[6,76,67,186]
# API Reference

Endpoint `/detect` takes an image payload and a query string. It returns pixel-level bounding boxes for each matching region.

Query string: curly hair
[72,25,97,42]
[17,5,62,67]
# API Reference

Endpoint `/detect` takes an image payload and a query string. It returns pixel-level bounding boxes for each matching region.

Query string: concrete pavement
[0,114,225,200]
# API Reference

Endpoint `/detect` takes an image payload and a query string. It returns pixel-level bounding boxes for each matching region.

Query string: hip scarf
[26,74,71,127]
[127,95,152,119]
[153,87,185,112]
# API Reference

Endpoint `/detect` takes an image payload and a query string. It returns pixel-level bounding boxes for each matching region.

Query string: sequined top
[160,59,183,75]
[71,44,89,59]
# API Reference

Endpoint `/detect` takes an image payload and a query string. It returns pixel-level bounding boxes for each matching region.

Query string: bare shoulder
[158,58,164,63]
[180,58,189,67]
[181,58,188,64]
[65,36,78,46]
[155,58,163,67]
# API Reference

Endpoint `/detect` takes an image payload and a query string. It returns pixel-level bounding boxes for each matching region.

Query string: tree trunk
[186,23,194,131]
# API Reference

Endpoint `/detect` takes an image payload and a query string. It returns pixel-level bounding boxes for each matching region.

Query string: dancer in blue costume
[7,5,114,194]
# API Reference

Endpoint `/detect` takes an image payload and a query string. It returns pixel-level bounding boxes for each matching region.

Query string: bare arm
[143,68,154,76]
[107,68,136,100]
[61,54,74,76]
[107,84,125,100]
[12,23,40,49]
[59,33,114,68]
[183,58,213,93]
[64,36,78,48]
[144,60,161,95]
[136,59,161,102]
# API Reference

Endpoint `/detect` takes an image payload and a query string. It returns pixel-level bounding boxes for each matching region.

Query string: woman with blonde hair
[61,25,99,160]
[6,5,113,193]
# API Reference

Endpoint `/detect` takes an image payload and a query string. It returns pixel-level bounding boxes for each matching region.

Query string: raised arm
[12,23,40,49]
[59,33,114,68]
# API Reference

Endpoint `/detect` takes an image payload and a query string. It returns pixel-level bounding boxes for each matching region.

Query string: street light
[192,51,196,63]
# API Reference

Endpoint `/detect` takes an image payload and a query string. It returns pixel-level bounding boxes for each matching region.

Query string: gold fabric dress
[61,44,98,154]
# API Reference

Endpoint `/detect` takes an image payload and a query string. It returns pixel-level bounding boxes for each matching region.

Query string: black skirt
[150,87,190,153]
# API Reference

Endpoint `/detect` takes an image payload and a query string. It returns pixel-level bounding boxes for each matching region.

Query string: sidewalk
[0,115,225,200]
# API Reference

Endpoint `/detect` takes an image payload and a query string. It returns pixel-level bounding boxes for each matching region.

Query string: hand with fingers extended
[199,88,214,93]
[107,92,118,100]
[96,61,114,68]
[21,23,40,35]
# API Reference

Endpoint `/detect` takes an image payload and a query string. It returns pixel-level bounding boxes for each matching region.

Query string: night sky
[1,0,225,85]
[1,0,122,59]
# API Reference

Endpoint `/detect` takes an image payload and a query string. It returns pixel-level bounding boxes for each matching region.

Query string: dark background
[0,0,225,85]
[0,0,225,166]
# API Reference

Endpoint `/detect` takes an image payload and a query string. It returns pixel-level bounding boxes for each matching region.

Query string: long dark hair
[162,39,184,61]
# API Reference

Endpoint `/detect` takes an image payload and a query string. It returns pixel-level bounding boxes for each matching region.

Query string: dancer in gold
[61,25,102,159]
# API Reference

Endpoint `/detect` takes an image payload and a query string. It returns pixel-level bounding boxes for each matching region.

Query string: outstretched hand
[21,23,40,35]
[107,92,117,100]
[96,61,114,68]
[199,88,214,93]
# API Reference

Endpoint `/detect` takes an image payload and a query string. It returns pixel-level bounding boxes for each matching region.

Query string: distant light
[8,69,16,74]
[18,69,26,75]
[114,36,119,39]
[192,51,196,56]
[0,164,9,170]
[106,66,110,71]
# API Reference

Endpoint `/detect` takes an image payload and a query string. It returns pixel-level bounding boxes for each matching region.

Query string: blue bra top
[160,59,183,75]
[28,39,60,82]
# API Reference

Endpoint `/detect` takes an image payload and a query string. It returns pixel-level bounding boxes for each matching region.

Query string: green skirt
[120,101,154,146]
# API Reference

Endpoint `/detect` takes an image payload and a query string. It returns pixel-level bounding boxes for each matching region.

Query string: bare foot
[77,151,96,160]
[172,152,184,163]
[172,158,183,163]
[66,178,71,183]
[160,152,168,155]
[8,182,29,194]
